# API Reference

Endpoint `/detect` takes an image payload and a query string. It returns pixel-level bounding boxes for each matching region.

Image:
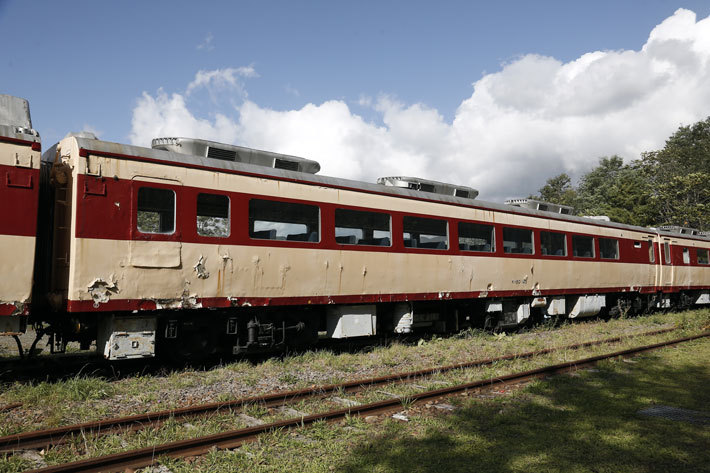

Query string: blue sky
[2,1,710,201]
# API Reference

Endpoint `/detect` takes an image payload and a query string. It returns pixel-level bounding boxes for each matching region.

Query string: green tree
[640,117,710,230]
[535,173,578,209]
[575,156,654,226]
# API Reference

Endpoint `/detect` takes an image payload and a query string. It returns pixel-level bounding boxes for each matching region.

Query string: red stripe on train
[72,174,710,265]
[63,285,710,313]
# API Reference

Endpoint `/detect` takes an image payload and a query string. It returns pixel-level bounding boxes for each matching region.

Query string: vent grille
[274,158,300,171]
[207,147,237,161]
[454,189,469,198]
[419,183,435,193]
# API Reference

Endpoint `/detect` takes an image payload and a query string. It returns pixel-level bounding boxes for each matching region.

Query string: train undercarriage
[10,289,708,362]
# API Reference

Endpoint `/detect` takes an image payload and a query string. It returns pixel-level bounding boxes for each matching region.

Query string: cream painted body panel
[67,238,660,304]
[1,140,40,305]
[56,137,709,307]
[1,141,40,169]
[0,234,36,302]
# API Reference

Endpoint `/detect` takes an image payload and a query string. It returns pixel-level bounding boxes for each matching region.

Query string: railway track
[20,331,709,473]
[0,327,676,454]
[0,327,699,471]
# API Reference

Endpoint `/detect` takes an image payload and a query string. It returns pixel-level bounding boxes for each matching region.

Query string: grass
[337,338,710,473]
[152,335,709,473]
[0,309,708,472]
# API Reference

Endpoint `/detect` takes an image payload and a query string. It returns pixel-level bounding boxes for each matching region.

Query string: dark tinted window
[458,222,494,252]
[197,193,230,237]
[599,238,619,259]
[249,199,320,242]
[403,216,448,249]
[137,187,175,234]
[335,209,391,246]
[503,227,533,254]
[572,235,594,258]
[698,248,709,265]
[540,231,566,256]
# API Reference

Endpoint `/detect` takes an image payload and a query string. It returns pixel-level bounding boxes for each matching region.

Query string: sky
[2,1,710,202]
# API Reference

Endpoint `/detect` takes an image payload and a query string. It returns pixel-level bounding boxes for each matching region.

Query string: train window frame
[136,187,176,235]
[249,199,320,243]
[458,222,495,253]
[334,208,391,247]
[502,227,534,255]
[599,237,619,260]
[572,234,595,258]
[402,215,448,250]
[663,242,671,264]
[698,248,709,265]
[540,231,566,257]
[682,248,690,265]
[196,193,230,238]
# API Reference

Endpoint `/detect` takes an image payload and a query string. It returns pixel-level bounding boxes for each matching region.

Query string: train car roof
[48,135,710,243]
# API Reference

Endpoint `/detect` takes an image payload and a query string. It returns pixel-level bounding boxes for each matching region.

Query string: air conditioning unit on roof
[151,137,321,174]
[376,176,479,199]
[660,225,701,235]
[505,198,573,215]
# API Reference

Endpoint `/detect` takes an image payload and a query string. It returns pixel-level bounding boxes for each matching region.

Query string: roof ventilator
[151,137,321,174]
[376,176,479,200]
[660,225,701,236]
[505,198,573,215]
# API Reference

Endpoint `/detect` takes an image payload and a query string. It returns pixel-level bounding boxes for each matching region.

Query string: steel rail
[23,331,709,473]
[0,326,677,453]
[0,403,22,413]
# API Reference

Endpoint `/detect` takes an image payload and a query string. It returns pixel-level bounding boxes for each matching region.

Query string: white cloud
[131,8,710,203]
[196,32,214,51]
[185,66,258,96]
[80,124,102,138]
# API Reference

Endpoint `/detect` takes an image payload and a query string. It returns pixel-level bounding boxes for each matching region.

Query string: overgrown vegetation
[0,310,707,472]
[531,117,710,230]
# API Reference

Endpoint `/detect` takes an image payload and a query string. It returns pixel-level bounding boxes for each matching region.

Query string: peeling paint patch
[153,292,202,310]
[194,255,210,279]
[88,278,119,308]
[0,301,28,316]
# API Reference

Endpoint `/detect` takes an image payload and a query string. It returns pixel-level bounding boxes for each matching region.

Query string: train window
[648,240,655,262]
[458,222,494,252]
[503,227,533,254]
[682,248,690,264]
[599,238,619,260]
[663,242,671,264]
[335,209,391,246]
[403,216,448,249]
[698,248,709,265]
[634,241,642,249]
[197,193,230,237]
[540,231,566,256]
[137,187,175,234]
[249,199,320,242]
[572,235,594,258]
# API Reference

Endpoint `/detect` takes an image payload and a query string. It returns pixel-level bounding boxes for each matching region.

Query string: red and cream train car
[0,95,41,334]
[32,133,710,360]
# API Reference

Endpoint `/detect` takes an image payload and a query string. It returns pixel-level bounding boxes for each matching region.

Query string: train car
[34,133,710,360]
[0,95,41,335]
[655,226,710,307]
